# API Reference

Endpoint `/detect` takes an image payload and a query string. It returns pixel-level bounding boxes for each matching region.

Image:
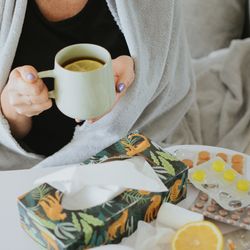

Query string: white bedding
[167,38,250,155]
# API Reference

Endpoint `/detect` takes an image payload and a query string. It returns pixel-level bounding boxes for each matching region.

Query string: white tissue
[156,202,204,229]
[119,203,204,250]
[121,221,175,250]
[34,157,168,210]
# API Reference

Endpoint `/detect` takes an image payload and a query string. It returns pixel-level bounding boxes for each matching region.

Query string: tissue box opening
[18,133,188,250]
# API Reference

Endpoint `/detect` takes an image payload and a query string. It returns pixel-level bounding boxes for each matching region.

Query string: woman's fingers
[9,87,50,106]
[11,71,44,96]
[112,56,135,83]
[113,55,135,98]
[16,65,38,83]
[15,100,52,117]
[5,66,52,117]
[113,56,135,103]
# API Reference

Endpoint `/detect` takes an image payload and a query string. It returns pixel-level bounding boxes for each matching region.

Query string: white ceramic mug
[38,44,115,120]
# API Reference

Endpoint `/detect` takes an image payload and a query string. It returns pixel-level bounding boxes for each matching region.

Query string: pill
[207,206,216,213]
[236,179,250,192]
[198,151,210,161]
[219,209,228,217]
[231,213,240,221]
[242,217,250,225]
[232,162,243,175]
[223,169,236,182]
[199,193,209,201]
[227,239,236,250]
[181,159,193,168]
[232,154,244,164]
[216,152,228,162]
[195,201,204,209]
[211,160,226,172]
[235,208,244,214]
[192,170,206,182]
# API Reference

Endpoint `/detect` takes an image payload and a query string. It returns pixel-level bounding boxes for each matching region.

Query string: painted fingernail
[117,83,126,93]
[26,73,36,81]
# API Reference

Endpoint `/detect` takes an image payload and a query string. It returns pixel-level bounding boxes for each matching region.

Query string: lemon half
[172,220,224,250]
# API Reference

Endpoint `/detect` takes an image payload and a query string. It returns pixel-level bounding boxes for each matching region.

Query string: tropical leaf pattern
[121,190,150,206]
[158,156,175,176]
[72,213,81,232]
[80,219,93,245]
[29,211,56,230]
[54,222,78,240]
[150,151,160,165]
[152,166,168,181]
[31,184,53,200]
[156,150,178,161]
[18,132,188,250]
[79,213,104,226]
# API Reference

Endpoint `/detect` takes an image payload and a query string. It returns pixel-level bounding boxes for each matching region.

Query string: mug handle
[38,70,56,99]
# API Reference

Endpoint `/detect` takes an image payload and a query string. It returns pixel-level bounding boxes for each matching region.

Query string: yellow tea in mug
[63,57,104,72]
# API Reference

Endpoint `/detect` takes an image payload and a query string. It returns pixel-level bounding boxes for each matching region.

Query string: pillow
[182,0,246,58]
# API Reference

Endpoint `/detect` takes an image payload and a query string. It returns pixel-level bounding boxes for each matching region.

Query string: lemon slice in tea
[64,59,103,72]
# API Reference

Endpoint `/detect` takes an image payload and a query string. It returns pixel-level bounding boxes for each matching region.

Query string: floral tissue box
[18,132,188,250]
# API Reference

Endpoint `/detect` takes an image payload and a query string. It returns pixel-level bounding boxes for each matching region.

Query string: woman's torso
[12,0,130,156]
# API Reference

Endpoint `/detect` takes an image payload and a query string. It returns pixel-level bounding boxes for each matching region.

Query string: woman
[0,0,194,169]
[1,0,135,157]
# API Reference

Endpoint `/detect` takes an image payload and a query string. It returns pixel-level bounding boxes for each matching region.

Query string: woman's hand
[0,65,52,137]
[87,55,135,123]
